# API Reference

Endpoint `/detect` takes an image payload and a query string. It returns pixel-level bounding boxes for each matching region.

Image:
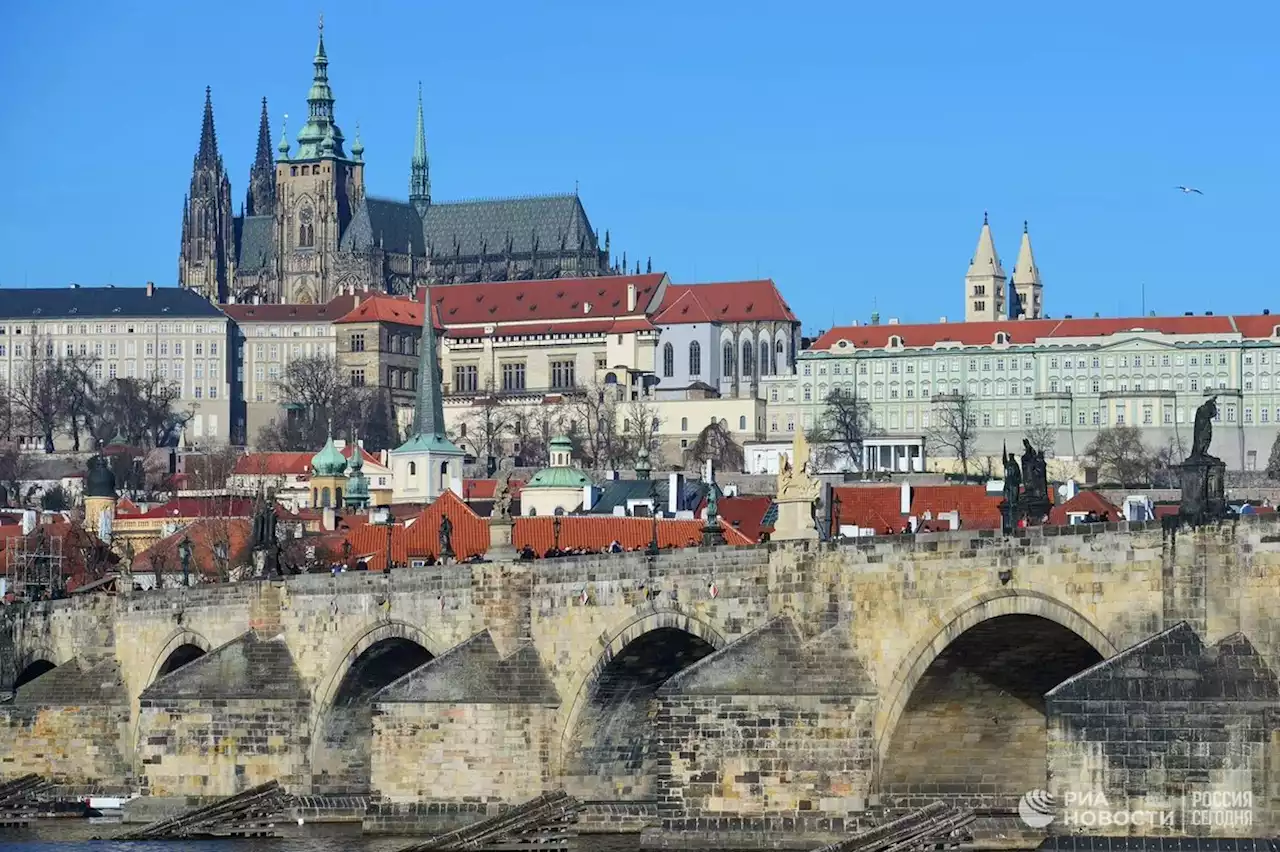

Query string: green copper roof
[392,433,463,456]
[526,467,592,489]
[394,286,461,456]
[292,19,347,160]
[311,434,347,477]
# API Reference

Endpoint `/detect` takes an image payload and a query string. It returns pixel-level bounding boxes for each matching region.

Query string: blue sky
[1,1,1275,334]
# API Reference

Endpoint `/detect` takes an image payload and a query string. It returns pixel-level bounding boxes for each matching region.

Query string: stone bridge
[2,519,1278,840]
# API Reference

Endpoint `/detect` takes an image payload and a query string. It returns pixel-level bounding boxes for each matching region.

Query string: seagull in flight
[1175,185,1204,195]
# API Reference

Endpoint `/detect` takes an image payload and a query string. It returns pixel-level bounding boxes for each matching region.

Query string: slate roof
[223,294,357,323]
[235,214,275,271]
[340,194,597,258]
[586,477,708,515]
[0,286,226,320]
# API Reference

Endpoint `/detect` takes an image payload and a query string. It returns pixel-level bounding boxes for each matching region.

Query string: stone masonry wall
[370,703,555,803]
[136,697,312,797]
[0,704,131,784]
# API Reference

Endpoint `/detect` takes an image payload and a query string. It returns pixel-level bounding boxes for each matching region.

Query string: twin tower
[964,214,1044,322]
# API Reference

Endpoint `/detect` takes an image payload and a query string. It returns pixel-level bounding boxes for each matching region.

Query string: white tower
[1011,221,1044,319]
[964,213,1006,322]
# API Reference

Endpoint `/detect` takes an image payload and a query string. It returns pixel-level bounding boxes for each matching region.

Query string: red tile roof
[812,313,1279,351]
[832,484,1004,533]
[122,496,256,520]
[654,280,796,325]
[233,452,313,476]
[342,491,490,569]
[222,295,357,323]
[712,495,774,543]
[131,518,254,579]
[1049,491,1121,525]
[115,498,140,515]
[514,516,752,553]
[409,274,665,331]
[333,294,427,327]
[462,478,525,500]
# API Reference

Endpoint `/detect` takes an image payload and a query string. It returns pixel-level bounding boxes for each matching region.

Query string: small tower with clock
[273,16,364,304]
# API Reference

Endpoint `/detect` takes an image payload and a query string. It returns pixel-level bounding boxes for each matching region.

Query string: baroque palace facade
[178,22,616,306]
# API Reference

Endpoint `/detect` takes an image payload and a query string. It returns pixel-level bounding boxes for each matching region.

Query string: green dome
[311,435,347,477]
[526,467,592,489]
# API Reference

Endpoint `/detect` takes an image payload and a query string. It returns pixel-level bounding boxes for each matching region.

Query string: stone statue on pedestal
[773,430,821,541]
[1178,396,1226,524]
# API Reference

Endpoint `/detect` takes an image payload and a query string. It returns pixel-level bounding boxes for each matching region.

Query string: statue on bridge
[1000,443,1021,533]
[1177,396,1227,525]
[439,515,455,561]
[773,430,821,541]
[492,465,514,523]
[1191,396,1217,459]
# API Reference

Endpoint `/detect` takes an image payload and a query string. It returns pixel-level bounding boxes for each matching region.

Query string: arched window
[739,415,747,430]
[312,487,318,505]
[301,165,309,176]
[336,487,343,505]
[439,461,449,492]
[760,342,770,376]
[742,341,753,377]
[408,461,417,477]
[689,341,701,376]
[662,342,674,378]
[723,342,734,375]
[320,486,331,507]
[681,417,688,431]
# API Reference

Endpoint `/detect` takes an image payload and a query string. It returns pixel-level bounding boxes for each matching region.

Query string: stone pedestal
[1178,454,1226,523]
[772,498,818,541]
[1017,494,1052,526]
[487,519,517,561]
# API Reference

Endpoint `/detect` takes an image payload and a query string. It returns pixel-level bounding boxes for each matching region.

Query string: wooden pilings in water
[114,780,291,840]
[398,790,583,852]
[0,774,51,828]
[814,802,975,852]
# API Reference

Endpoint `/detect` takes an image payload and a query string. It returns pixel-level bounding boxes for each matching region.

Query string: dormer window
[888,335,903,349]
[994,332,1009,345]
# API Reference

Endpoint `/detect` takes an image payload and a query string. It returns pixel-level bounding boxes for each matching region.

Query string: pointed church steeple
[246,97,277,217]
[179,87,234,302]
[390,290,464,502]
[964,212,1007,322]
[410,82,431,215]
[1011,220,1043,319]
[293,14,346,160]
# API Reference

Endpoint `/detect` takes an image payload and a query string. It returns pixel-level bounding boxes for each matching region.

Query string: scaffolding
[3,528,65,601]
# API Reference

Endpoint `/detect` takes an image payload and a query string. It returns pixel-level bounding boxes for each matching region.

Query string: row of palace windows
[290,164,329,177]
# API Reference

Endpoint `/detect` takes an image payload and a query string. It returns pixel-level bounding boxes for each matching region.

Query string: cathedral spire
[294,13,346,159]
[246,97,277,217]
[196,86,219,164]
[410,82,431,214]
[1011,220,1044,319]
[393,290,461,458]
[964,212,1007,322]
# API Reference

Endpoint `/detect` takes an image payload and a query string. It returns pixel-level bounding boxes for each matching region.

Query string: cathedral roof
[0,286,225,320]
[234,214,276,271]
[340,193,598,261]
[654,280,797,325]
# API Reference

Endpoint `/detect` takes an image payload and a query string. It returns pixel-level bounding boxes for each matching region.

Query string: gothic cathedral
[178,21,620,305]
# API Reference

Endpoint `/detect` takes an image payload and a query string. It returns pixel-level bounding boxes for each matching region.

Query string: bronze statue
[1003,445,1022,503]
[1192,396,1217,458]
[492,466,514,523]
[1020,439,1048,500]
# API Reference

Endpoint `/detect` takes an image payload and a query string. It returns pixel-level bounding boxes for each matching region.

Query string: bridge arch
[10,643,65,692]
[875,589,1116,804]
[557,608,727,800]
[310,620,440,795]
[145,630,212,687]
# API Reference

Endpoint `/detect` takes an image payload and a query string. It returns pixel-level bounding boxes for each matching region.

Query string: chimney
[668,472,684,515]
[888,317,899,325]
[146,281,155,297]
[899,480,911,515]
[322,507,336,531]
[354,294,362,308]
[870,312,880,325]
[939,316,948,323]
[627,283,637,312]
[380,449,389,467]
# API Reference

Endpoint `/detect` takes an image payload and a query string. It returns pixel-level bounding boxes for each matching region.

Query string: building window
[501,362,526,391]
[724,343,734,375]
[739,415,747,430]
[742,341,753,376]
[350,333,365,353]
[350,369,365,387]
[681,417,688,431]
[662,343,674,378]
[550,360,575,389]
[760,342,770,376]
[689,341,701,376]
[453,364,478,392]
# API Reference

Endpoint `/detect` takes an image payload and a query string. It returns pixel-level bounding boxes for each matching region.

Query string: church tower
[963,213,1006,322]
[1011,221,1044,319]
[274,17,365,304]
[178,88,235,302]
[245,97,276,217]
[409,83,431,216]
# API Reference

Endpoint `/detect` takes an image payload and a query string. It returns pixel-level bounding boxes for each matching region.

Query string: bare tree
[452,384,515,464]
[621,396,665,469]
[1268,433,1280,480]
[58,350,101,452]
[1024,421,1057,459]
[686,420,745,472]
[11,338,63,453]
[563,381,626,470]
[185,442,245,491]
[0,443,34,507]
[94,376,184,448]
[927,393,979,480]
[511,403,567,467]
[1083,425,1154,487]
[262,354,373,451]
[809,387,877,473]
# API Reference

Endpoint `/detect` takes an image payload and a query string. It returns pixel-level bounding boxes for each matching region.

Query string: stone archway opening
[13,659,56,691]
[881,614,1103,806]
[155,644,206,680]
[314,637,433,795]
[563,626,717,801]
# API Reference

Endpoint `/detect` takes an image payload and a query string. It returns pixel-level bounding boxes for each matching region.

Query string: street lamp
[830,493,842,541]
[177,534,192,588]
[647,480,659,556]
